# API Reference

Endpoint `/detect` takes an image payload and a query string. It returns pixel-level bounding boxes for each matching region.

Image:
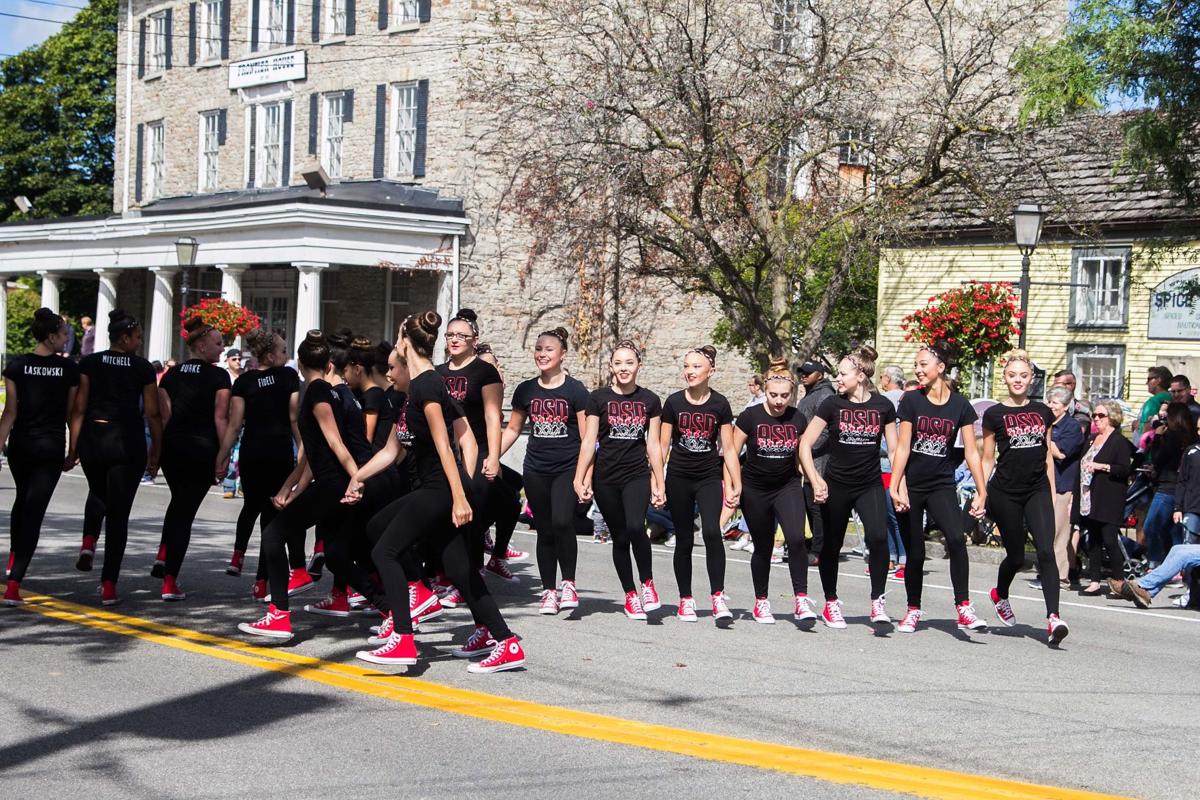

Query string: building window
[327,0,348,36]
[261,103,284,187]
[770,0,810,54]
[1068,344,1125,401]
[391,82,418,177]
[394,0,421,25]
[149,12,169,72]
[838,127,871,166]
[147,121,166,199]
[200,0,223,61]
[1071,247,1130,327]
[267,0,288,48]
[199,112,221,192]
[322,93,345,178]
[767,131,810,203]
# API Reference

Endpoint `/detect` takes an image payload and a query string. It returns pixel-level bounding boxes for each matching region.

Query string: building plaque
[228,50,306,90]
[1149,268,1200,340]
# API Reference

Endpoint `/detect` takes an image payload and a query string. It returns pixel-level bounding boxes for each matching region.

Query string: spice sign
[1149,268,1200,340]
[228,50,306,89]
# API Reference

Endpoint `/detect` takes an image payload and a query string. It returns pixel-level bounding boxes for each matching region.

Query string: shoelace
[408,584,419,609]
[375,634,404,655]
[755,599,770,616]
[959,603,978,623]
[465,627,489,650]
[540,590,557,606]
[480,639,505,665]
[713,594,729,614]
[681,598,696,615]
[997,599,1014,619]
[796,596,814,615]
[628,594,644,613]
[902,609,921,628]
[826,602,845,623]
[872,598,886,616]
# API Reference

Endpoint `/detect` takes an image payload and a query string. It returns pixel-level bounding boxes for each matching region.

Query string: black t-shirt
[585,385,662,482]
[78,350,157,435]
[298,379,350,483]
[160,359,231,450]
[437,358,503,458]
[897,389,977,493]
[815,393,897,490]
[736,403,805,488]
[360,385,396,453]
[662,390,734,481]
[332,383,373,467]
[406,370,465,485]
[3,353,80,458]
[233,366,299,461]
[983,401,1053,493]
[512,375,589,474]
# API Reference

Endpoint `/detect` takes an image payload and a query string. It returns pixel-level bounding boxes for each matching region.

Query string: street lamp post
[1013,202,1046,350]
[174,236,198,361]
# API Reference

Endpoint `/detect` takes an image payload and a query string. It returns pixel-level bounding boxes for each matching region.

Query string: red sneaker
[226,550,245,577]
[252,579,268,601]
[503,546,528,562]
[1047,613,1070,645]
[451,625,493,658]
[990,587,1016,627]
[368,612,395,645]
[467,635,525,674]
[100,580,119,606]
[441,586,465,609]
[161,575,186,601]
[752,597,775,624]
[821,599,847,629]
[624,591,647,620]
[641,579,662,611]
[347,589,368,609]
[356,633,418,666]
[956,600,987,631]
[409,581,441,619]
[307,540,326,580]
[414,595,443,624]
[897,606,923,633]
[485,557,518,583]
[893,565,906,581]
[559,580,579,609]
[286,569,316,596]
[538,589,559,615]
[304,588,351,617]
[150,543,167,578]
[3,580,23,607]
[432,574,453,597]
[238,603,293,640]
[76,534,98,572]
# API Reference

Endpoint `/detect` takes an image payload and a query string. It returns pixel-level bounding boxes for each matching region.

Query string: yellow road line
[14,591,1132,800]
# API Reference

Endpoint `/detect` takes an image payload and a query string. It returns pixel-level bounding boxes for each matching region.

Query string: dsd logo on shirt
[395,402,412,447]
[530,397,570,438]
[837,409,881,446]
[1003,411,1046,449]
[606,400,648,440]
[444,376,468,402]
[676,411,716,453]
[755,423,799,459]
[913,416,953,458]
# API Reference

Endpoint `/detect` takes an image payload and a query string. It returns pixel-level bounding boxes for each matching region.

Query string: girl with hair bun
[574,339,666,620]
[889,341,989,634]
[69,310,162,606]
[501,326,590,616]
[0,309,80,606]
[659,344,742,623]
[346,337,395,450]
[731,357,809,624]
[153,316,231,601]
[799,345,897,628]
[981,350,1068,643]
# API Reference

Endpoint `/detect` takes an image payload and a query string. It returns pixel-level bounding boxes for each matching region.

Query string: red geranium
[900,281,1021,369]
[179,298,261,344]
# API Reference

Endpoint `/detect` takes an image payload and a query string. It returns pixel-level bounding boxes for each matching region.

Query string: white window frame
[770,0,813,55]
[326,0,348,37]
[1067,344,1125,402]
[394,0,421,26]
[149,11,169,73]
[1070,247,1130,328]
[768,130,810,202]
[198,112,221,193]
[147,121,166,200]
[390,82,418,178]
[199,0,223,62]
[257,102,286,188]
[257,0,288,50]
[321,92,346,179]
[838,127,871,166]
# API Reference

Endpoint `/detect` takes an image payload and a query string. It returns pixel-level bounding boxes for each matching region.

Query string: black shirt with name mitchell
[78,350,157,435]
[2,353,80,459]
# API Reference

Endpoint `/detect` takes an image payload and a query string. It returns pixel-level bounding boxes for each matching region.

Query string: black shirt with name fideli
[160,359,231,450]
[233,366,299,462]
[897,389,977,493]
[736,403,805,489]
[78,350,157,435]
[662,390,734,481]
[437,358,503,458]
[2,353,80,459]
[815,393,896,491]
[298,379,350,483]
[512,375,589,474]
[982,401,1054,493]
[586,385,662,481]
[406,370,465,485]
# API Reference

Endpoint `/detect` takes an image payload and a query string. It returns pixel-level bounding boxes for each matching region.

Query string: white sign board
[1149,268,1200,340]
[228,50,306,89]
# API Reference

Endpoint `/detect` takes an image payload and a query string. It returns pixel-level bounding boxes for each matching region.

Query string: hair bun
[699,345,717,363]
[552,327,570,345]
[34,307,56,320]
[417,311,442,337]
[767,355,789,372]
[326,329,353,349]
[304,329,326,347]
[856,344,879,362]
[453,308,477,323]
[109,309,129,323]
[183,316,208,335]
[351,336,373,350]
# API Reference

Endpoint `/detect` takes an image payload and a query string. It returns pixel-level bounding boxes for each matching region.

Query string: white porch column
[38,271,61,312]
[0,281,8,357]
[292,262,328,354]
[217,264,248,348]
[435,269,454,361]
[147,267,178,363]
[92,268,119,353]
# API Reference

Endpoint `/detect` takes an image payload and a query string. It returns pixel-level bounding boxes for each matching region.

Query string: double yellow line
[14,591,1131,800]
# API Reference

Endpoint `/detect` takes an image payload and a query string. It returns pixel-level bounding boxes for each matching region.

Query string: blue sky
[0,0,82,58]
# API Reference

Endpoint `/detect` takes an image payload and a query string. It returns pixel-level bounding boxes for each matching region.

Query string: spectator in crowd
[1076,399,1136,596]
[744,375,766,410]
[1168,374,1200,422]
[80,316,95,356]
[1142,402,1195,567]
[1046,385,1085,588]
[59,315,76,358]
[1111,540,1200,609]
[1137,366,1173,437]
[223,348,243,380]
[880,365,905,407]
[796,360,835,563]
[1052,370,1090,434]
[903,379,920,390]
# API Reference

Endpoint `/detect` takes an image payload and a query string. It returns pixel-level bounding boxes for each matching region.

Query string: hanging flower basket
[179,298,262,345]
[900,281,1022,370]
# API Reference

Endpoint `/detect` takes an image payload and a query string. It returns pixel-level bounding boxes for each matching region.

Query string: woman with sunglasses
[1075,399,1136,596]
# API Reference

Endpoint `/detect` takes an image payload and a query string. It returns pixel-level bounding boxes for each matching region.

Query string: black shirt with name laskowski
[233,366,299,462]
[512,375,589,474]
[585,385,662,482]
[2,353,80,459]
[736,403,805,489]
[406,370,465,486]
[897,389,977,493]
[78,350,157,435]
[662,389,734,481]
[437,357,503,459]
[159,359,231,450]
[815,393,896,491]
[983,401,1054,493]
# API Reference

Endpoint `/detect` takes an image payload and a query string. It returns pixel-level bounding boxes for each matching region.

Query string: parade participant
[346,337,394,450]
[659,345,742,623]
[574,340,665,620]
[799,345,896,628]
[470,342,527,565]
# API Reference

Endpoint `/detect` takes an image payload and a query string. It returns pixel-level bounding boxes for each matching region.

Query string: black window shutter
[247,108,257,188]
[344,88,354,122]
[138,18,146,78]
[164,9,173,70]
[308,93,319,156]
[373,84,386,178]
[282,100,293,185]
[220,0,231,59]
[188,3,197,66]
[346,0,356,35]
[419,0,431,23]
[286,0,295,45]
[250,0,260,52]
[413,79,428,178]
[217,109,227,145]
[135,123,145,202]
[312,0,321,41]
[377,0,387,30]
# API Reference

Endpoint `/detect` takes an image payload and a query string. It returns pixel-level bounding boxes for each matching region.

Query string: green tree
[1016,0,1200,203]
[0,0,117,223]
[5,284,45,356]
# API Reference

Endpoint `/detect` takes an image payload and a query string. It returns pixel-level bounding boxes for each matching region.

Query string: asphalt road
[1,469,1195,800]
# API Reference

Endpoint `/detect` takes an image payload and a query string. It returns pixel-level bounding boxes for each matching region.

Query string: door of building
[246,292,292,341]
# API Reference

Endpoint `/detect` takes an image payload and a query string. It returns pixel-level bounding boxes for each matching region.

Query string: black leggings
[899,486,969,606]
[494,465,523,556]
[593,474,653,593]
[803,479,824,556]
[1082,517,1124,583]
[261,478,351,611]
[160,444,218,579]
[666,471,724,598]
[79,423,146,583]
[524,468,580,591]
[234,454,302,580]
[6,448,63,584]
[333,467,416,597]
[819,480,888,600]
[469,467,522,567]
[988,485,1060,616]
[743,478,808,598]
[370,478,512,639]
